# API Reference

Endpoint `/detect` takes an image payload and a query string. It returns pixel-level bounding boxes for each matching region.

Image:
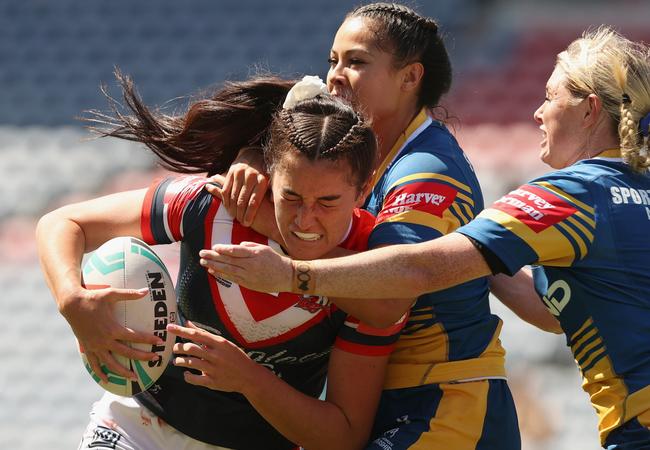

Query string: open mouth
[292,231,322,242]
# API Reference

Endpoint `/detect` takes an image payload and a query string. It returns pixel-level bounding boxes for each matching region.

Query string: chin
[286,240,330,261]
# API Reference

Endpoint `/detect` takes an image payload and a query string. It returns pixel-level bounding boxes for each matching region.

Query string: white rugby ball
[80,236,177,396]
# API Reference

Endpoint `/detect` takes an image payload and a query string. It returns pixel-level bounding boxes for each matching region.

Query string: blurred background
[2,0,648,448]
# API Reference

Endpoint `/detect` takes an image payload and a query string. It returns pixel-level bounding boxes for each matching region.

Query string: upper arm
[48,189,147,252]
[369,152,478,248]
[324,348,390,447]
[457,173,597,274]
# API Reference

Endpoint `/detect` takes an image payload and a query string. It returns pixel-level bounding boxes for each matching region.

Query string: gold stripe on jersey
[450,202,471,226]
[461,202,475,221]
[581,352,629,444]
[533,181,596,218]
[569,316,650,445]
[388,172,474,205]
[380,209,461,236]
[383,320,506,389]
[556,221,588,259]
[372,109,430,188]
[566,215,595,244]
[410,381,489,449]
[478,209,578,266]
[570,318,593,342]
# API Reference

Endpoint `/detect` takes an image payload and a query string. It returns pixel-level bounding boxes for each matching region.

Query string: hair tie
[622,93,632,104]
[282,76,329,109]
[639,111,650,138]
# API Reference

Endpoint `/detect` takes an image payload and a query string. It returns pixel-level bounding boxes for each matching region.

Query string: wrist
[56,283,87,315]
[292,260,315,295]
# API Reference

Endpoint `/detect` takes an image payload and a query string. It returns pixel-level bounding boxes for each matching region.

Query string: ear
[355,180,373,207]
[400,62,424,94]
[583,93,602,128]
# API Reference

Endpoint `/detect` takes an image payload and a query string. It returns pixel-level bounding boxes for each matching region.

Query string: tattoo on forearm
[294,262,313,293]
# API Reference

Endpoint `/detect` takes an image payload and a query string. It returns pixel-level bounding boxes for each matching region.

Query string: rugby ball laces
[79,236,177,396]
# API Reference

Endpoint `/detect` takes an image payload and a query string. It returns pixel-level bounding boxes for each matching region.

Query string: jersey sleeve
[141,175,215,245]
[457,172,597,275]
[369,152,478,248]
[334,313,407,356]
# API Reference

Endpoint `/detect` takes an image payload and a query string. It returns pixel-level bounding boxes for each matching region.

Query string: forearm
[36,210,87,311]
[300,233,490,299]
[36,190,146,310]
[490,270,562,334]
[242,366,366,450]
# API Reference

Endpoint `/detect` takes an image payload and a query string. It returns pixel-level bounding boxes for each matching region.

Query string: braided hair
[348,2,451,108]
[266,96,377,192]
[557,26,650,172]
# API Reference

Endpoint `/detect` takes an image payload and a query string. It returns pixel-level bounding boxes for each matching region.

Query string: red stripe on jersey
[229,220,303,321]
[355,315,407,337]
[205,209,328,348]
[140,178,159,245]
[491,185,577,233]
[377,181,457,223]
[165,177,207,241]
[334,338,395,356]
[339,208,374,251]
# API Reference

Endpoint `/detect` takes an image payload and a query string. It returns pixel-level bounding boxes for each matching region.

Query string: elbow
[35,210,61,243]
[542,319,563,335]
[366,300,412,329]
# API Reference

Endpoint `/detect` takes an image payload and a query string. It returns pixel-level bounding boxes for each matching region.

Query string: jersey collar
[592,148,623,162]
[371,108,432,187]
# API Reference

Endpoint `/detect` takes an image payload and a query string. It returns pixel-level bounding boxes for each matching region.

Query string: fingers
[117,326,165,347]
[111,338,161,361]
[204,243,261,258]
[85,352,108,384]
[97,350,137,381]
[204,182,224,200]
[167,323,219,349]
[99,287,149,302]
[181,370,211,388]
[242,175,269,227]
[229,169,244,213]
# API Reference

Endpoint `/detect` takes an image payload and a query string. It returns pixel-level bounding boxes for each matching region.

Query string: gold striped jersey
[458,154,650,444]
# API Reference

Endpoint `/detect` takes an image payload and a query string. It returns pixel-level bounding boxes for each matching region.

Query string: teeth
[293,231,322,241]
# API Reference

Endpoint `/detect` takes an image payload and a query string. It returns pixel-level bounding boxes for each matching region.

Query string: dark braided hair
[348,2,452,108]
[85,71,377,188]
[85,69,295,176]
[267,96,377,191]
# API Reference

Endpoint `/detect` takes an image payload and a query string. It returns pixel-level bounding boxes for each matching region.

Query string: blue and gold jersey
[365,109,506,389]
[457,152,650,443]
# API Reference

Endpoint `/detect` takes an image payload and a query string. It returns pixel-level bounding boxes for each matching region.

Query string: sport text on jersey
[610,186,650,220]
[493,185,577,232]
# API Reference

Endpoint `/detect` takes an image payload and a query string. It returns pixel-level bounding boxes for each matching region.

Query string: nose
[294,204,317,230]
[533,102,544,124]
[327,65,346,92]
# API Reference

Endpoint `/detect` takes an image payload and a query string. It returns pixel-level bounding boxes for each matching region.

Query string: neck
[373,104,421,165]
[582,125,621,160]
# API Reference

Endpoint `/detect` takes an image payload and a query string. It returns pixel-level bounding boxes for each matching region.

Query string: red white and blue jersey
[364,109,507,389]
[457,151,650,444]
[136,175,403,450]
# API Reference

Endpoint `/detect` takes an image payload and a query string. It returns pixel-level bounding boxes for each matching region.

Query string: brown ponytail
[85,69,296,175]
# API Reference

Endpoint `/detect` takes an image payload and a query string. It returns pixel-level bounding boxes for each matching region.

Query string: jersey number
[542,279,571,316]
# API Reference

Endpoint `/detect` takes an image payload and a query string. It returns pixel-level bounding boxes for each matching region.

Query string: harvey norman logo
[492,185,577,232]
[379,181,457,220]
[495,188,555,220]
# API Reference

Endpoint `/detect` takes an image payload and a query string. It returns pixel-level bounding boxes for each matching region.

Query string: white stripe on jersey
[210,203,327,344]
